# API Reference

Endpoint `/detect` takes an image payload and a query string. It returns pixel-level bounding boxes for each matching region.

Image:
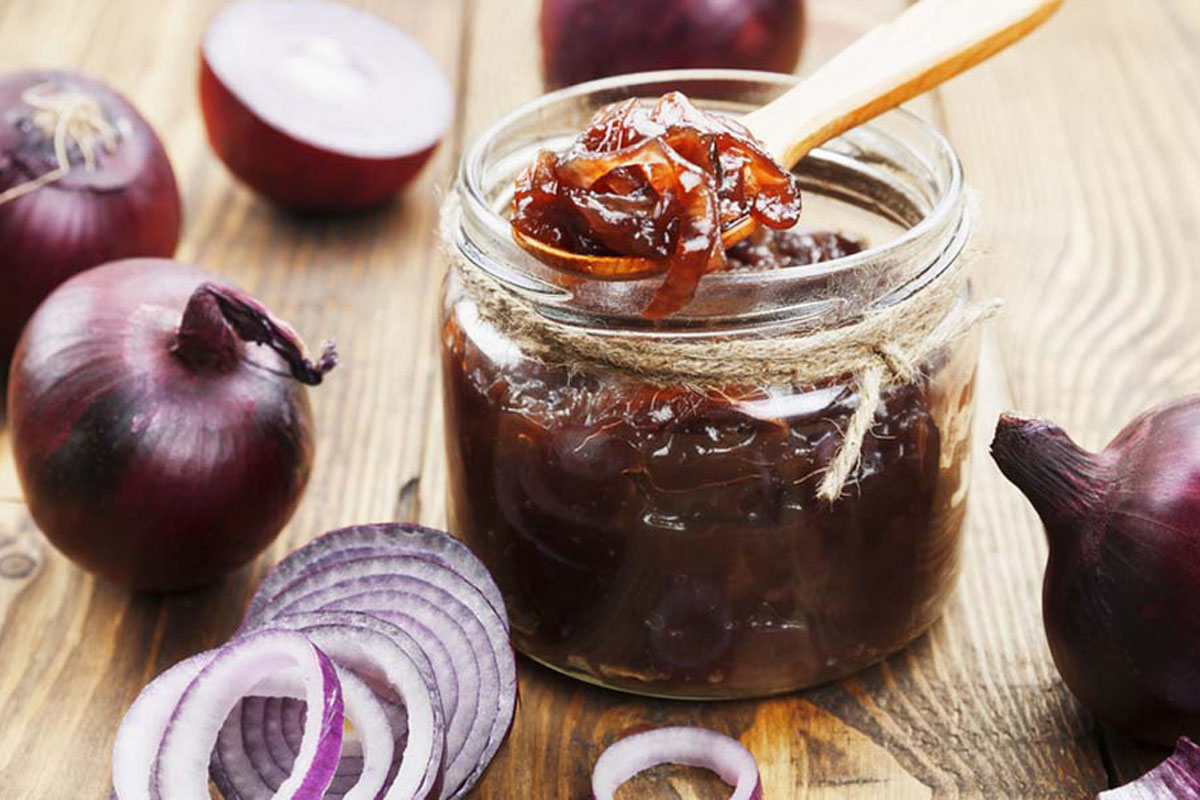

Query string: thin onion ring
[591,727,762,800]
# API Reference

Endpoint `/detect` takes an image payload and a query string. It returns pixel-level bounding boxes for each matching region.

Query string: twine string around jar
[0,83,119,207]
[816,297,997,500]
[445,202,999,502]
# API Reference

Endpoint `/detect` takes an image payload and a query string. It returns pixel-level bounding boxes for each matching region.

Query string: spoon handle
[744,0,1062,168]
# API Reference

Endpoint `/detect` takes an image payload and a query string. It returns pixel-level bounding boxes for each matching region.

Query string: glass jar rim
[452,68,967,331]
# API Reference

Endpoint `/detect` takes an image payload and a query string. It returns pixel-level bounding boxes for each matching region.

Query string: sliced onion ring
[212,611,444,800]
[253,575,472,786]
[591,727,762,800]
[215,696,407,799]
[321,591,480,792]
[113,629,345,800]
[211,665,393,800]
[257,558,516,798]
[333,586,515,799]
[213,697,286,795]
[112,654,211,800]
[113,523,518,800]
[324,589,493,798]
[268,611,445,800]
[244,523,507,628]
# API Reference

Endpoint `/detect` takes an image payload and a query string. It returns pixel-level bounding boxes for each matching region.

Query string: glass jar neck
[449,69,967,336]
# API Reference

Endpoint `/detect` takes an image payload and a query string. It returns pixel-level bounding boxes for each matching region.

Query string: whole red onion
[540,0,805,89]
[992,402,1200,745]
[8,259,336,592]
[0,70,182,367]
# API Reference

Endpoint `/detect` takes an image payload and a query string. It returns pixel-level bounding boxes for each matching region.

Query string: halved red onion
[200,0,453,211]
[591,727,763,800]
[254,558,516,797]
[114,629,345,800]
[244,523,507,629]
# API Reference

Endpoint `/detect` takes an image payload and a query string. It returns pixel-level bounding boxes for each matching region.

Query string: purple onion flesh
[1098,737,1200,798]
[112,629,345,800]
[112,523,515,799]
[591,726,762,800]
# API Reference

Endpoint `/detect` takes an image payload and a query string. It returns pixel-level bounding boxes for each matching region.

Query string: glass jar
[440,71,978,699]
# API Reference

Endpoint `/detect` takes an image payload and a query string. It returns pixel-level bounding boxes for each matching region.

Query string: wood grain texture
[934,0,1200,784]
[0,0,1192,796]
[0,0,466,795]
[747,0,1064,169]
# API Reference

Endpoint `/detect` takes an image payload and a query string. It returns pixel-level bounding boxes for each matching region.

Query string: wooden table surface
[1,0,1197,796]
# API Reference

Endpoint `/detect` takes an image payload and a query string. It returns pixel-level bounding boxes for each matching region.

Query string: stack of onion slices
[111,523,516,799]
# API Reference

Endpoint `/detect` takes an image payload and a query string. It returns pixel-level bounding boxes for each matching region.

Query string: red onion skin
[198,59,437,213]
[0,70,181,367]
[992,405,1200,745]
[8,259,319,592]
[540,0,805,89]
[1099,737,1200,798]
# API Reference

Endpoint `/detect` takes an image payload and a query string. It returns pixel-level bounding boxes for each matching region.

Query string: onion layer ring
[591,727,762,800]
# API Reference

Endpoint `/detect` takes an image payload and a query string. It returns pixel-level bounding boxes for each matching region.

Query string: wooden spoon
[514,0,1063,276]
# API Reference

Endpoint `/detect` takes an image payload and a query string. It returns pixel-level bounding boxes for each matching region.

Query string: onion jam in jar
[440,72,980,699]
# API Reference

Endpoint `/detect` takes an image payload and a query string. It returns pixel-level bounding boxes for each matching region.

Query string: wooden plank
[0,0,466,795]
[932,0,1200,784]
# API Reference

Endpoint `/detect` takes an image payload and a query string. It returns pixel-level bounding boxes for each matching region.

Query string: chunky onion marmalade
[511,92,803,316]
[445,80,979,698]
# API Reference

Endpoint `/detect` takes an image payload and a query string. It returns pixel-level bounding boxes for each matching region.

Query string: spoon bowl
[512,215,759,278]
